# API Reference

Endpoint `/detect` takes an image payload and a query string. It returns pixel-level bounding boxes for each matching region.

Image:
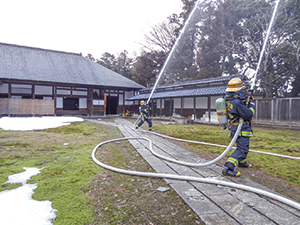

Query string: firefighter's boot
[222,167,241,177]
[238,160,252,168]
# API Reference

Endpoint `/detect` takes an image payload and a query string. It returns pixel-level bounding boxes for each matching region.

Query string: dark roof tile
[127,86,227,100]
[0,43,144,89]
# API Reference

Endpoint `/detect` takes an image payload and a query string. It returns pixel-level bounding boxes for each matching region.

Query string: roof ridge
[0,42,82,56]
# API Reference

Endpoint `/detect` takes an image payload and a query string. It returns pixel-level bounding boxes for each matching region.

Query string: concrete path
[111,118,300,224]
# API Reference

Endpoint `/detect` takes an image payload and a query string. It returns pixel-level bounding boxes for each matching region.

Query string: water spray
[133,0,202,128]
[146,0,202,104]
[247,0,280,103]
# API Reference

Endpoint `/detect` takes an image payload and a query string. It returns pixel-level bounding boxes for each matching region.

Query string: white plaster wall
[119,94,123,105]
[174,98,181,109]
[56,97,63,108]
[196,97,207,109]
[79,98,87,108]
[183,97,194,108]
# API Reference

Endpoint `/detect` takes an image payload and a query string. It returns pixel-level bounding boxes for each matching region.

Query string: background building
[128,75,244,122]
[0,43,144,116]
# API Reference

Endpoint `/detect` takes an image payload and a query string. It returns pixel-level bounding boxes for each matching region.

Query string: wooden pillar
[181,98,183,119]
[208,96,211,123]
[8,83,11,98]
[193,97,196,120]
[104,93,107,117]
[255,99,258,125]
[160,99,162,118]
[289,98,292,127]
[87,87,93,116]
[32,84,35,99]
[53,85,57,115]
[151,99,154,117]
[123,91,125,116]
[170,98,172,118]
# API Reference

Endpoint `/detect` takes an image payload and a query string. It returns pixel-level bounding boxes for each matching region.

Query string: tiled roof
[139,75,242,92]
[0,42,144,89]
[128,75,243,100]
[127,86,227,100]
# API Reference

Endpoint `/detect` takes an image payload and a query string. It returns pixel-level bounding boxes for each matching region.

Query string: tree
[85,53,96,62]
[196,1,225,79]
[88,0,300,97]
[195,0,299,97]
[141,21,177,53]
[139,0,201,84]
[96,52,117,71]
[284,0,300,97]
[132,51,167,87]
[96,51,134,80]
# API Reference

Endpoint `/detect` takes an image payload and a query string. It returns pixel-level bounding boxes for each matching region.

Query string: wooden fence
[0,99,55,116]
[253,97,300,127]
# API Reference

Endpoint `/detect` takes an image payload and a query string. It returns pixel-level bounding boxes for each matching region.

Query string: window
[93,89,104,99]
[72,90,87,96]
[35,85,52,95]
[57,86,71,95]
[0,83,8,93]
[11,84,32,94]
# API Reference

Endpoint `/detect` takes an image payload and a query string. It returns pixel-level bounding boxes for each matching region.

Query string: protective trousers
[137,117,152,131]
[224,135,250,171]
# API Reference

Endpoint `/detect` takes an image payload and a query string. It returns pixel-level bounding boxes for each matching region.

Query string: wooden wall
[0,99,54,116]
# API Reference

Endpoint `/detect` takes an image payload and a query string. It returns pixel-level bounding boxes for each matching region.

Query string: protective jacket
[225,90,255,138]
[224,89,255,170]
[140,105,151,119]
[136,104,152,131]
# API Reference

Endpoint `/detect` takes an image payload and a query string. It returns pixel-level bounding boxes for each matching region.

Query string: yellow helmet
[140,100,145,106]
[226,78,245,92]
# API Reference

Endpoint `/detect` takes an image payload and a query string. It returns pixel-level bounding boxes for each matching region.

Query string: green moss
[0,121,116,224]
[44,123,97,136]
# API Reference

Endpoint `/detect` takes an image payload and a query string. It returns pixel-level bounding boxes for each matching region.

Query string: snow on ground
[0,168,57,225]
[0,116,84,225]
[0,116,84,130]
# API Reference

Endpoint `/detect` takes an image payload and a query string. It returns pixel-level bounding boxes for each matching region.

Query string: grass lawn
[0,119,203,225]
[154,123,300,199]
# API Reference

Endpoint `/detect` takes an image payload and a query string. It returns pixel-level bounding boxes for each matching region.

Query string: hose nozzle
[246,89,254,106]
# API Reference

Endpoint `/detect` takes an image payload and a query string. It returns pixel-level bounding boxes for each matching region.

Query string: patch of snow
[0,167,57,225]
[0,116,84,131]
[0,117,84,224]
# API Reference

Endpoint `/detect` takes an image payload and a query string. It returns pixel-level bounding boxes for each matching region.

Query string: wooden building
[127,75,243,122]
[0,43,144,116]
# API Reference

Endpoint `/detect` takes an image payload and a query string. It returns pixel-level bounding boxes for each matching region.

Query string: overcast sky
[0,0,182,59]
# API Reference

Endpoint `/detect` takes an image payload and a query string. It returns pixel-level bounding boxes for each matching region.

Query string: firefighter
[136,100,152,131]
[222,78,255,177]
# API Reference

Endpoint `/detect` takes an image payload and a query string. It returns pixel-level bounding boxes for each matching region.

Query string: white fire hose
[91,130,300,211]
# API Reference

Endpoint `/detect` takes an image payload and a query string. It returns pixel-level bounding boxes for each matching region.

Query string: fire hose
[91,131,300,211]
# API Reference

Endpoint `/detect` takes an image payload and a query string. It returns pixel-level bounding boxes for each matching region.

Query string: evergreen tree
[132,51,167,87]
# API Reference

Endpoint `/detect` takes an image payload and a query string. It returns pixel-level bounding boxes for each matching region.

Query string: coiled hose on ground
[92,118,300,211]
[91,136,300,211]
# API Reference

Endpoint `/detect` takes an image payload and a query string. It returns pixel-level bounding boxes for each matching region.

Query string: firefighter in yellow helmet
[136,100,152,131]
[222,78,255,177]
